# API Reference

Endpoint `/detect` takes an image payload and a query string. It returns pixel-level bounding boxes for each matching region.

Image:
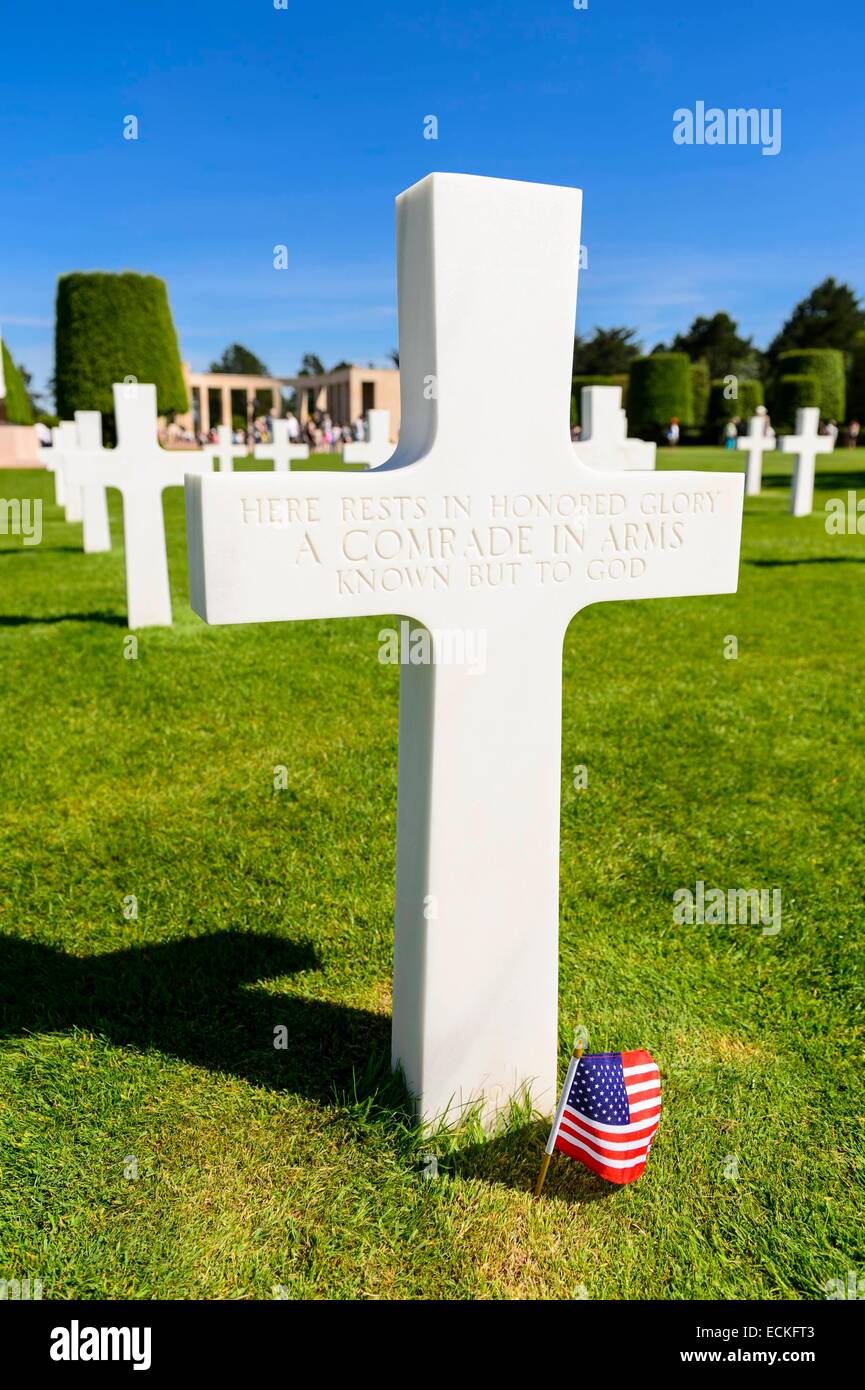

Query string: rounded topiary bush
[776,349,845,422]
[54,272,188,420]
[627,354,693,440]
[774,374,820,432]
[1,342,34,424]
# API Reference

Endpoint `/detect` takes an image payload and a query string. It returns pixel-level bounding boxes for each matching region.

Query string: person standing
[667,417,680,447]
[847,420,860,449]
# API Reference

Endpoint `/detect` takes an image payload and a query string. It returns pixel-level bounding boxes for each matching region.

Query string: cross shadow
[0,545,84,557]
[747,557,865,568]
[761,470,865,491]
[449,1119,617,1203]
[0,612,127,627]
[0,932,399,1110]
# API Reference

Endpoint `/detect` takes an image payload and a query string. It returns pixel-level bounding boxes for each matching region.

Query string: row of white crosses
[737,407,834,515]
[39,421,76,516]
[202,421,312,473]
[338,386,656,477]
[36,399,318,627]
[186,172,746,1124]
[62,385,214,628]
[38,414,110,547]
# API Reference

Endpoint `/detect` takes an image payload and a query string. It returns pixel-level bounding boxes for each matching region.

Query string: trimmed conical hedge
[690,360,710,431]
[707,378,764,437]
[776,349,845,422]
[1,341,34,424]
[54,272,188,419]
[775,375,820,431]
[627,353,693,439]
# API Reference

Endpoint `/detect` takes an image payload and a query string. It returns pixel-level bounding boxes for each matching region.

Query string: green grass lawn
[0,446,863,1300]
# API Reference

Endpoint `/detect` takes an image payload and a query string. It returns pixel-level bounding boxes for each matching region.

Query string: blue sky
[3,0,863,399]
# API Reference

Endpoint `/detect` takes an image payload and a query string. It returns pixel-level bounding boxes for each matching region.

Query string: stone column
[199,386,210,435]
[221,386,231,430]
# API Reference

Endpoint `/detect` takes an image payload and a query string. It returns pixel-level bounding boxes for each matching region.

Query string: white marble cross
[780,407,834,517]
[342,409,395,470]
[38,423,71,509]
[736,413,776,497]
[37,440,65,506]
[254,419,310,471]
[186,173,744,1124]
[74,411,111,553]
[46,422,80,518]
[205,424,248,473]
[573,385,656,471]
[65,383,213,628]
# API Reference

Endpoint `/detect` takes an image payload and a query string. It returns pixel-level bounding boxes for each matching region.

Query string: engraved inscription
[239,488,729,597]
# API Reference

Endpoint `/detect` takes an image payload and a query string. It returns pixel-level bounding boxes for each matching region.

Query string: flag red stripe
[555,1131,651,1185]
[558,1115,657,1156]
[562,1102,660,1139]
[621,1049,657,1070]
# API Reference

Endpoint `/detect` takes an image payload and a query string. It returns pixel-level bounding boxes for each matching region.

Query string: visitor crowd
[662,406,860,448]
[161,409,370,451]
[569,405,861,448]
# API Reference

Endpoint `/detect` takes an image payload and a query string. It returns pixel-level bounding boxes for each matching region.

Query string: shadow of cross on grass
[762,467,865,492]
[0,931,397,1107]
[449,1121,617,1205]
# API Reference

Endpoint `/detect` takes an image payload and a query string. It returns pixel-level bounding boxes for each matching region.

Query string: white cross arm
[736,434,775,453]
[779,435,834,455]
[204,426,248,472]
[186,466,743,630]
[64,448,213,493]
[254,419,310,471]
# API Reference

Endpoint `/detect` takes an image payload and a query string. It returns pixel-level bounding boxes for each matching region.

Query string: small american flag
[546,1049,661,1185]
